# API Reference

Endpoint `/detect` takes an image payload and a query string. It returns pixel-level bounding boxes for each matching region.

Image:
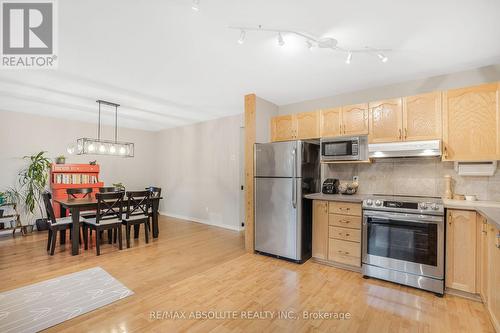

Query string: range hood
[369,140,442,158]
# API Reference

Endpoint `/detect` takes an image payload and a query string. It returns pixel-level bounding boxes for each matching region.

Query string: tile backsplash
[323,158,500,201]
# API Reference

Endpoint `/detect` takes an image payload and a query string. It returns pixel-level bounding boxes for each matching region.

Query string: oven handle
[363,210,444,224]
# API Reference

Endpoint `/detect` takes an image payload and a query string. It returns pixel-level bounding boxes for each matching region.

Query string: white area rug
[0,267,133,333]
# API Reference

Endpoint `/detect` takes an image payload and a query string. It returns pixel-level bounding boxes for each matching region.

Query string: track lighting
[237,30,246,44]
[378,53,388,63]
[345,52,352,64]
[191,0,200,11]
[228,26,391,64]
[277,33,284,46]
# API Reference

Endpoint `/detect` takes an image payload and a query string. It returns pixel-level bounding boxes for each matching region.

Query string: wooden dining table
[55,196,162,255]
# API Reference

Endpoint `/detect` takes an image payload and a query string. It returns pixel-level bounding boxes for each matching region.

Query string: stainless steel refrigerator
[254,140,320,263]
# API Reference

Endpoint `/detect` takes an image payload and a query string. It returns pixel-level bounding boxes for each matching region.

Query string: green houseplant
[55,155,66,164]
[16,152,52,230]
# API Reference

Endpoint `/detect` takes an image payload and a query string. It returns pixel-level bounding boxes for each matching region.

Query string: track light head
[277,32,285,46]
[345,52,352,64]
[238,30,246,45]
[192,0,200,11]
[378,53,388,63]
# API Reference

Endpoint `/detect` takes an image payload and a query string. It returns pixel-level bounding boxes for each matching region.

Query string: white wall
[279,64,500,114]
[0,110,157,196]
[255,96,278,143]
[155,114,242,231]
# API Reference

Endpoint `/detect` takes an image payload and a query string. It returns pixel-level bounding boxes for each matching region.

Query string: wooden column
[244,94,256,252]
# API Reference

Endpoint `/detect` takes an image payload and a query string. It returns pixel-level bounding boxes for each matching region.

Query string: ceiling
[1,0,500,131]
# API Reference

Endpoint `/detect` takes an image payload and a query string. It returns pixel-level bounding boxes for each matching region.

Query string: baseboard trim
[445,288,482,302]
[312,257,362,273]
[159,211,244,232]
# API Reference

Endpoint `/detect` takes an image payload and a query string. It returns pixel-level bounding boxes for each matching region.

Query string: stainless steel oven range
[362,195,445,295]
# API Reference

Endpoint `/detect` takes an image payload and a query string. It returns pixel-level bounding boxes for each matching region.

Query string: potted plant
[112,182,126,191]
[16,152,52,232]
[55,155,66,164]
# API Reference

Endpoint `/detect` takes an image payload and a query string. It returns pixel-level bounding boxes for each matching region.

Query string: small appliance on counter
[338,181,359,195]
[322,178,339,194]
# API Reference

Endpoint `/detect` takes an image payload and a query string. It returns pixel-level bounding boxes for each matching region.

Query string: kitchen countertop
[443,199,500,230]
[304,193,500,229]
[304,193,369,203]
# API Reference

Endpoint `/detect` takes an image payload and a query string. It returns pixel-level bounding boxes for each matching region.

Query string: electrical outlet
[353,176,359,182]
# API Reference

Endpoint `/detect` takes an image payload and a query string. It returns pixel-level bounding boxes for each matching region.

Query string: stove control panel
[362,197,444,216]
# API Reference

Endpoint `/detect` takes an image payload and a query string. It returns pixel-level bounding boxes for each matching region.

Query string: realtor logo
[1,0,57,68]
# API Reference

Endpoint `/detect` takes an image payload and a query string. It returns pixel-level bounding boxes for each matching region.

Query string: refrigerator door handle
[292,147,297,208]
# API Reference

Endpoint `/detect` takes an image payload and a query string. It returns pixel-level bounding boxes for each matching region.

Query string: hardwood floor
[0,216,495,333]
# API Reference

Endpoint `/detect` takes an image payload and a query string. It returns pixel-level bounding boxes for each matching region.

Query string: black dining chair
[144,187,161,233]
[66,188,96,219]
[82,191,124,256]
[122,190,151,248]
[42,192,85,255]
[99,187,122,193]
[66,187,93,199]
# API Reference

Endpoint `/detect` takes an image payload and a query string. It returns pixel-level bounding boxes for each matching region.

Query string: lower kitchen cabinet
[312,200,361,269]
[312,200,328,260]
[486,222,500,332]
[445,209,500,332]
[445,209,477,293]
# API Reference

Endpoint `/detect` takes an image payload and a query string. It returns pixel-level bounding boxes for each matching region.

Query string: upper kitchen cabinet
[442,82,500,161]
[320,108,342,137]
[369,98,403,143]
[319,105,368,138]
[271,115,295,142]
[403,92,442,141]
[342,103,369,136]
[295,111,320,140]
[271,111,320,142]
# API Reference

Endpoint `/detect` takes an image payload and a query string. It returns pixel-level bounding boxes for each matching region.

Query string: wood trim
[442,90,450,161]
[244,94,256,252]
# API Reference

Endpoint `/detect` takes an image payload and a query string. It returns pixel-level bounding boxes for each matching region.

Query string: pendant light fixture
[69,100,134,157]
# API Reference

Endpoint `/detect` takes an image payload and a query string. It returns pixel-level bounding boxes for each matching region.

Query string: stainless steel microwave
[320,136,368,161]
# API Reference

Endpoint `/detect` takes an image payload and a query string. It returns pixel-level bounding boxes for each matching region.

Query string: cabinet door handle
[340,220,350,224]
[345,233,350,237]
[443,145,448,159]
[339,207,350,211]
[398,129,402,140]
[338,250,350,255]
[339,124,342,134]
[324,203,328,213]
[404,128,408,140]
[343,124,346,133]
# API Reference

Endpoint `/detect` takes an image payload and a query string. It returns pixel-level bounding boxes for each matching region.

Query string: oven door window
[322,141,352,157]
[366,217,437,266]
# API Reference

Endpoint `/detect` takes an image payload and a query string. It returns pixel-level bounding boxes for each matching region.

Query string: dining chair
[82,192,124,255]
[67,187,96,219]
[42,192,84,255]
[122,191,151,248]
[145,187,161,232]
[99,187,121,193]
[66,187,93,199]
